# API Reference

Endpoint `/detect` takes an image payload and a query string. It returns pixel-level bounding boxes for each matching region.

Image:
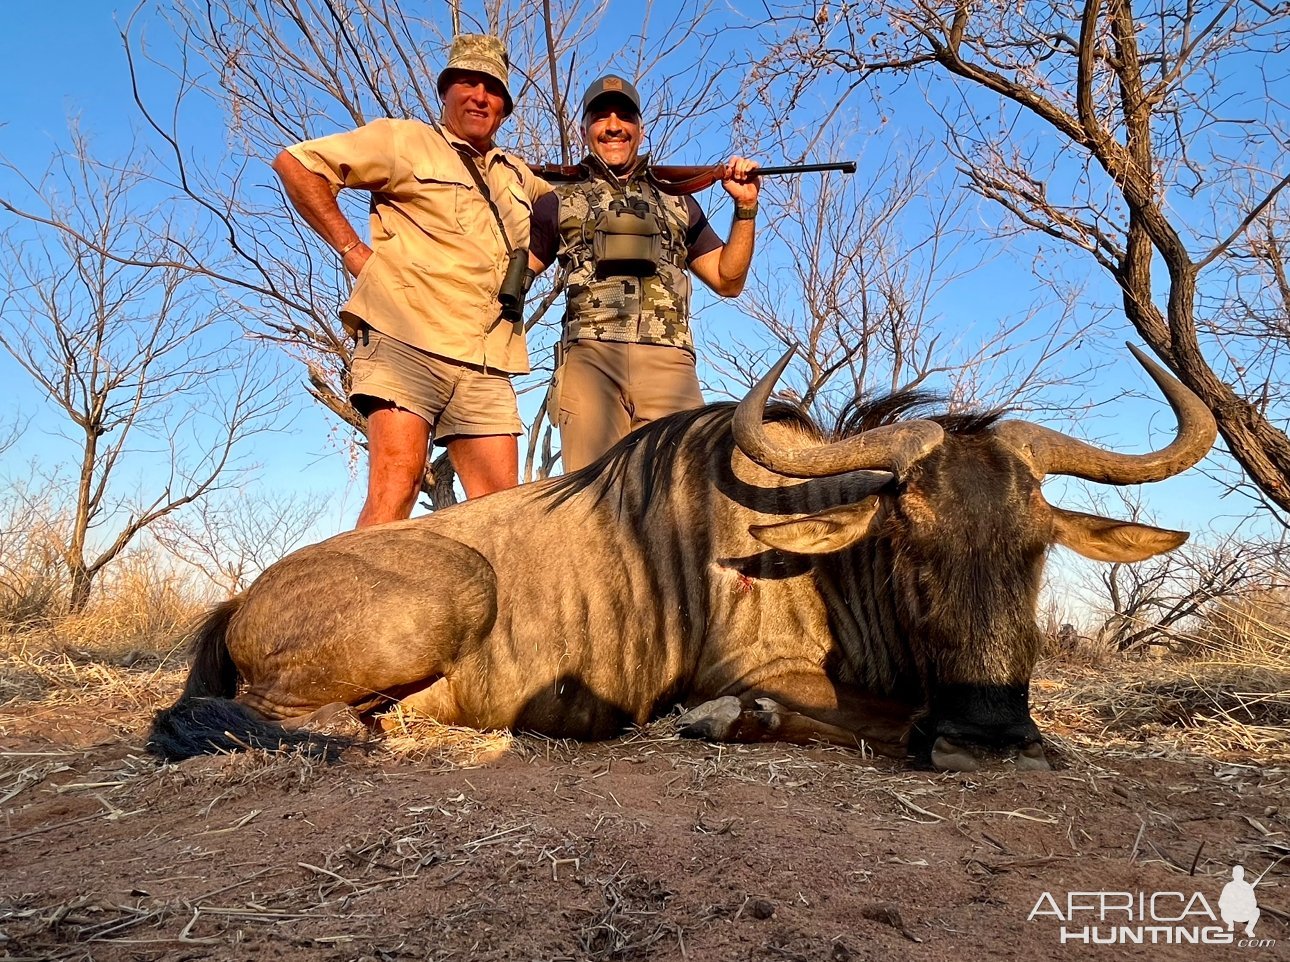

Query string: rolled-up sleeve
[526,173,553,203]
[285,119,398,193]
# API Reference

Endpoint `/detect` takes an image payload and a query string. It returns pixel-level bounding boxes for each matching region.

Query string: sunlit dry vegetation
[1036,593,1290,765]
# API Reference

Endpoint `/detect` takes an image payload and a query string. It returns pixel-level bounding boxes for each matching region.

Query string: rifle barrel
[754,162,857,177]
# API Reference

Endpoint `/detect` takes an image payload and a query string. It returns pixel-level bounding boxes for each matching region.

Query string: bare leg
[356,405,430,527]
[447,434,518,498]
[678,696,908,757]
[745,698,888,750]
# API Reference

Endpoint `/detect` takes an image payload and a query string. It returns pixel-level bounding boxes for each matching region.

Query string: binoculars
[498,248,533,322]
[593,197,662,277]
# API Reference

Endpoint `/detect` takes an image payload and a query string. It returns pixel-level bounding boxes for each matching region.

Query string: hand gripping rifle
[532,160,857,196]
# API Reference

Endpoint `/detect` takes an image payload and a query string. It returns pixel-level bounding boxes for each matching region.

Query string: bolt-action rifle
[531,161,857,196]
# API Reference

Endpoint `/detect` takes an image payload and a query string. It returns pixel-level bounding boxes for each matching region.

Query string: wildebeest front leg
[678,673,912,757]
[677,697,901,755]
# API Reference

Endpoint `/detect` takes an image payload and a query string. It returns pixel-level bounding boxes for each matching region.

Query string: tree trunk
[67,562,92,614]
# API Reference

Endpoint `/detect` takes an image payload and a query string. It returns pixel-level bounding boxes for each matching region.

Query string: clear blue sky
[0,4,1269,615]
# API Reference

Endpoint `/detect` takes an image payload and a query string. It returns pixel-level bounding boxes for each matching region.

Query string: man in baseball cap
[272,34,550,525]
[526,73,761,471]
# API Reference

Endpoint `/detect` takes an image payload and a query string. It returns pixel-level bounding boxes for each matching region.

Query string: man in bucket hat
[527,74,759,471]
[272,34,550,526]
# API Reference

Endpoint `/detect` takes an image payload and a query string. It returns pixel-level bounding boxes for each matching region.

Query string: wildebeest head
[733,345,1217,772]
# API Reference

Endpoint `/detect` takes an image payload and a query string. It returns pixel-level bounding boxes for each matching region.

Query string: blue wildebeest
[148,346,1215,771]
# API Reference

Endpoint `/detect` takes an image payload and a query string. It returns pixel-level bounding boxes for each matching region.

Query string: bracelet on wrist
[734,203,758,221]
[338,239,364,257]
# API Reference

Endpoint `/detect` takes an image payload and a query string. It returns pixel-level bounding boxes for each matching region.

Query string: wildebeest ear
[748,498,882,554]
[1051,506,1188,562]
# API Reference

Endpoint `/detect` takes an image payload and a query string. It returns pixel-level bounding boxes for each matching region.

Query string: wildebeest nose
[931,735,1052,772]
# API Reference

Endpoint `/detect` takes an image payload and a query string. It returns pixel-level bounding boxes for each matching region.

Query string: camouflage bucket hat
[437,33,514,116]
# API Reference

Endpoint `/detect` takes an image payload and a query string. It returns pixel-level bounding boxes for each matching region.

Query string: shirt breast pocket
[503,182,534,247]
[409,167,473,234]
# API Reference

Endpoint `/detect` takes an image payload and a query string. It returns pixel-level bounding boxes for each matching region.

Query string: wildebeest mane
[833,388,1007,438]
[541,389,1007,516]
[542,401,818,513]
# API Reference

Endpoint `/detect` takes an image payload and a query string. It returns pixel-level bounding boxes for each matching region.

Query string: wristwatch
[734,203,758,221]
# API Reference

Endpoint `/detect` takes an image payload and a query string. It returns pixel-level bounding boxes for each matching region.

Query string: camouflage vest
[555,157,693,350]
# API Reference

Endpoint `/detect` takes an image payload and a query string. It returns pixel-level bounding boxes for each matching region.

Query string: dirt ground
[0,661,1286,962]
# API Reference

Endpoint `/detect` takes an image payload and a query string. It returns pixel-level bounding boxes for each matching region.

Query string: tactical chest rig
[555,154,694,351]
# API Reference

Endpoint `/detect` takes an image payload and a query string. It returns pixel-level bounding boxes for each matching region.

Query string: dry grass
[1028,585,1290,763]
[1191,589,1290,660]
[0,547,208,723]
[377,707,522,769]
[0,493,217,637]
[1033,631,1290,763]
[0,631,187,732]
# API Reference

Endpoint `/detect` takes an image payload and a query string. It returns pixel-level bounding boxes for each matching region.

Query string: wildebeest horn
[733,348,945,479]
[993,343,1218,483]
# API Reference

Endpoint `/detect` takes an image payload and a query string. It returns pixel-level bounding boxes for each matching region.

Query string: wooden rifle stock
[531,165,589,183]
[530,160,857,196]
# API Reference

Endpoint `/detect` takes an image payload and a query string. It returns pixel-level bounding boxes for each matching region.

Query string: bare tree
[152,489,329,595]
[1068,490,1284,653]
[752,1,1290,516]
[707,141,1098,423]
[1096,537,1286,653]
[0,138,285,612]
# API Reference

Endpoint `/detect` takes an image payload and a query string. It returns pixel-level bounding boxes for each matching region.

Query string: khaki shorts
[350,327,522,446]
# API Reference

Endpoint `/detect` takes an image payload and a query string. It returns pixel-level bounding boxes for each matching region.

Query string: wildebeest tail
[146,696,346,762]
[180,595,242,699]
[146,596,348,762]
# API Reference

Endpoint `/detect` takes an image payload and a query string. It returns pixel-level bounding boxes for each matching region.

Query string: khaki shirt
[287,118,551,374]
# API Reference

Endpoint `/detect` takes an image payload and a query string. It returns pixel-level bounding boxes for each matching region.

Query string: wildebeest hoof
[752,698,785,733]
[931,736,981,772]
[677,696,743,740]
[1015,742,1051,771]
